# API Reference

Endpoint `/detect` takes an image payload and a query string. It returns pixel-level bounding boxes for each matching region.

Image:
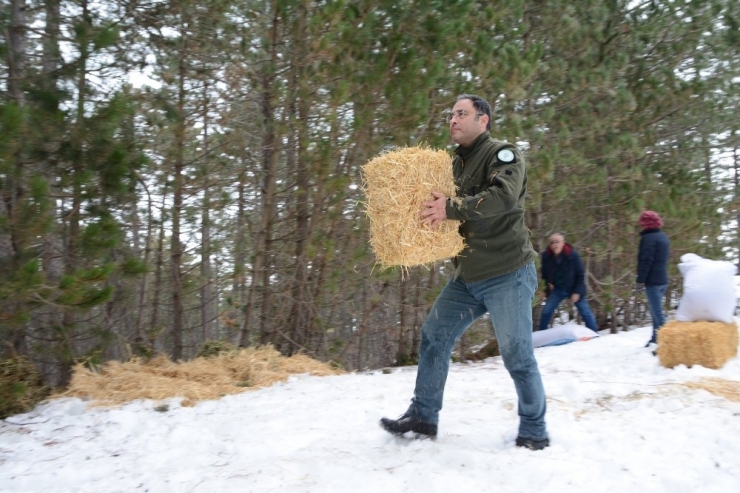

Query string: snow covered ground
[1,324,739,493]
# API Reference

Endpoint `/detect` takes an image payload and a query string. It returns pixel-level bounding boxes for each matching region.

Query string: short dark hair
[456,94,491,130]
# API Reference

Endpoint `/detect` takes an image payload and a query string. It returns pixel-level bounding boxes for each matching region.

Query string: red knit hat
[639,210,663,229]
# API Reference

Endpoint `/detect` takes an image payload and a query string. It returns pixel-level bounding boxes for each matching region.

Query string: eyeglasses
[445,110,484,123]
[549,240,563,245]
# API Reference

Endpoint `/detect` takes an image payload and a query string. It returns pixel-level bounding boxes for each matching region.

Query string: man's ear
[481,113,490,129]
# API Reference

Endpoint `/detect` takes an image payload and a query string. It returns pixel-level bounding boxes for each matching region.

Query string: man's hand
[633,282,645,294]
[570,293,580,303]
[420,191,448,229]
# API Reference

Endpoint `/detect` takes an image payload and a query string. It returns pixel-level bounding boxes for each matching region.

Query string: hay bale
[657,320,739,369]
[362,146,464,269]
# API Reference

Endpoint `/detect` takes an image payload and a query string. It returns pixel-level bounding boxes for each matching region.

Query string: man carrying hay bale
[379,94,549,450]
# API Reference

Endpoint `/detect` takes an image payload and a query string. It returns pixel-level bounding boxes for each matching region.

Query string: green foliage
[81,216,122,252]
[326,338,345,358]
[119,257,149,276]
[56,285,113,310]
[93,24,119,50]
[0,356,48,419]
[0,102,23,161]
[77,264,115,283]
[196,340,239,358]
[58,275,75,290]
[0,260,42,327]
[27,265,115,317]
[75,347,105,372]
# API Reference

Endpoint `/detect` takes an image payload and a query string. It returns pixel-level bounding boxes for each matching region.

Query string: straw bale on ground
[362,146,464,268]
[657,320,739,369]
[55,346,342,407]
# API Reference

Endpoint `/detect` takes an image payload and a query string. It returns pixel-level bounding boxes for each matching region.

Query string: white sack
[675,253,738,324]
[532,323,599,348]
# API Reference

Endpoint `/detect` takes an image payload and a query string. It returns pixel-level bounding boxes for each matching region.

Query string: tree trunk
[6,0,27,105]
[200,81,218,342]
[170,45,186,361]
[287,10,312,352]
[150,201,167,350]
[242,5,281,349]
[232,171,247,339]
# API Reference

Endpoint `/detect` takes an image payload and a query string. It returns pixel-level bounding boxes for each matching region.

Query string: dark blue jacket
[637,228,669,286]
[540,243,587,298]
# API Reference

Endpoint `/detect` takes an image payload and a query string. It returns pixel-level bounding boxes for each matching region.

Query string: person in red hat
[635,211,670,347]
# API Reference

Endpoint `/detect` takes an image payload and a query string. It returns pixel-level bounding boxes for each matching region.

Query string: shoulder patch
[497,149,515,163]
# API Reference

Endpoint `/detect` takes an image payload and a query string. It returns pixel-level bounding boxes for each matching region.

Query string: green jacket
[444,132,537,282]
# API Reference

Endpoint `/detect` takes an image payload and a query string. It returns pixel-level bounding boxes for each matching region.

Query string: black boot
[379,413,437,439]
[645,330,658,347]
[515,436,550,451]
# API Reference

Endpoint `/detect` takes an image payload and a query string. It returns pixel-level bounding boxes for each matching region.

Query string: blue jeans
[538,289,598,332]
[646,284,668,341]
[407,263,547,441]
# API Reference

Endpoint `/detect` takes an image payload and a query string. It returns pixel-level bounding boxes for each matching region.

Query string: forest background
[1,0,739,388]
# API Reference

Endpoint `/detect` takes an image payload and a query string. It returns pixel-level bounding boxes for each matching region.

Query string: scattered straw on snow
[55,347,342,407]
[683,377,740,402]
[362,145,464,269]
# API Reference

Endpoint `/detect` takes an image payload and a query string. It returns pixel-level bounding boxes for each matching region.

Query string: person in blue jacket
[635,211,670,347]
[539,233,598,332]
